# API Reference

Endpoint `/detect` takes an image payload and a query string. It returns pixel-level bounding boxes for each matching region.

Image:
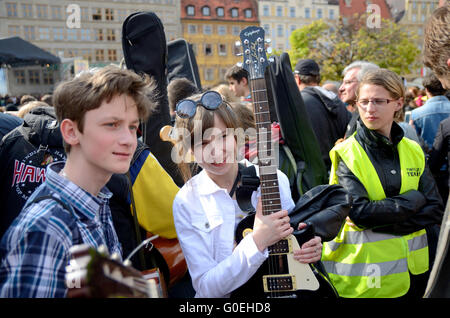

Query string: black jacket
[301,86,351,170]
[336,119,444,236]
[429,117,450,185]
[0,107,66,239]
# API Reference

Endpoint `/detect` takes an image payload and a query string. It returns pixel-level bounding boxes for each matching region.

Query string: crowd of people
[0,4,449,299]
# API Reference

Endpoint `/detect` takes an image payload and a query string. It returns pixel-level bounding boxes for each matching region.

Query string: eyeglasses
[342,80,358,85]
[357,99,396,107]
[176,91,223,119]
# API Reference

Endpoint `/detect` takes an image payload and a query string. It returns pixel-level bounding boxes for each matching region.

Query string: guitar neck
[249,78,281,216]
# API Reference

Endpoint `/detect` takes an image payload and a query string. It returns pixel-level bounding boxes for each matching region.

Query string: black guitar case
[121,11,183,186]
[167,38,202,91]
[264,52,328,202]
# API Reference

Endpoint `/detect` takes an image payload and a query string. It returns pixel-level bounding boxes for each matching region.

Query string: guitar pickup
[268,238,292,255]
[263,274,296,292]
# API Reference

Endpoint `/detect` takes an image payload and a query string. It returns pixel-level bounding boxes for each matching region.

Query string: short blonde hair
[357,68,405,118]
[17,101,49,118]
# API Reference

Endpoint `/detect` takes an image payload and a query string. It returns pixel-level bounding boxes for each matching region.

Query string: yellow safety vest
[323,135,429,298]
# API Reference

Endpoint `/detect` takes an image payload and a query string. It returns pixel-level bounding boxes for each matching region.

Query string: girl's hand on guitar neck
[293,223,323,264]
[252,198,293,253]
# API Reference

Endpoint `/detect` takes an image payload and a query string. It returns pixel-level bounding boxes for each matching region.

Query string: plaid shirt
[0,161,122,298]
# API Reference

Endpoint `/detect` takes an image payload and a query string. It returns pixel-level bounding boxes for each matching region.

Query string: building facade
[258,0,340,52]
[180,0,259,88]
[1,0,181,66]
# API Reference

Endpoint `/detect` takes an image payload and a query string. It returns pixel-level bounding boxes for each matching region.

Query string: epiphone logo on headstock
[244,29,261,37]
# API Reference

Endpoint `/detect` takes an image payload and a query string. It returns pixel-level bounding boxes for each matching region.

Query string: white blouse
[172,164,295,298]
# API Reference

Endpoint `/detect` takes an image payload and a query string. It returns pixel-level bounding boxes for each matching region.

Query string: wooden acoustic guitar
[231,26,338,298]
[65,244,166,298]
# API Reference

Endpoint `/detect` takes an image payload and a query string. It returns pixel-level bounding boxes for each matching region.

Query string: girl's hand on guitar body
[293,223,323,264]
[252,198,293,253]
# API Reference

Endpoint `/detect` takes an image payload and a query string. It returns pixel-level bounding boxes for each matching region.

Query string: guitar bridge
[263,274,296,292]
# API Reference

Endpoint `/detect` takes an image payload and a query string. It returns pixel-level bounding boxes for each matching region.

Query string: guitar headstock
[65,244,163,298]
[160,125,176,145]
[239,26,269,80]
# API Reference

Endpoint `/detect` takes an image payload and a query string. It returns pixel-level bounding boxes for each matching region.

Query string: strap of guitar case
[265,52,328,200]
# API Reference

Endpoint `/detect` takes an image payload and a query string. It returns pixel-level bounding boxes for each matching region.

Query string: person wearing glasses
[321,68,443,298]
[171,91,323,298]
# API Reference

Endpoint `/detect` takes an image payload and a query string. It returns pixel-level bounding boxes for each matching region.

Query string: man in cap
[294,59,351,171]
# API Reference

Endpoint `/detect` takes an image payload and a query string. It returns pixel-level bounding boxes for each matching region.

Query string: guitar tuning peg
[97,245,109,256]
[269,57,275,63]
[267,47,273,54]
[123,259,133,267]
[110,252,121,261]
[236,53,243,57]
[265,38,272,44]
[236,62,243,68]
[235,41,241,47]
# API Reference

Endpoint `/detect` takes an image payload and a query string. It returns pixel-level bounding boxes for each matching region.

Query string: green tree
[287,15,421,82]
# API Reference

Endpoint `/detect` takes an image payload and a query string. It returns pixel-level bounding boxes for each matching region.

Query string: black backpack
[0,106,66,238]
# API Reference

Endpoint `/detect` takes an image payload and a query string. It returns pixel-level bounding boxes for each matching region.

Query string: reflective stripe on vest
[323,136,429,298]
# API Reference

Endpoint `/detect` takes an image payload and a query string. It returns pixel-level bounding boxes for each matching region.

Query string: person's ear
[241,77,248,86]
[446,58,450,69]
[60,119,80,148]
[395,97,404,111]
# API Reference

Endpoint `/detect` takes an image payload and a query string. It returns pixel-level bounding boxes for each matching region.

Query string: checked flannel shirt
[0,161,122,298]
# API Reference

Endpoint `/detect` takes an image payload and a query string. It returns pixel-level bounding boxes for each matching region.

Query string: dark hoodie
[0,106,66,239]
[301,86,351,170]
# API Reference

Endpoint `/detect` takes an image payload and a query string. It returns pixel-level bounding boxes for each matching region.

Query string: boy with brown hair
[225,65,251,103]
[0,66,154,297]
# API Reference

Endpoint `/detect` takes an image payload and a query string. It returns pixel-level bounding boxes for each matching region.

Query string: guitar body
[66,244,165,298]
[231,214,338,298]
[146,232,187,288]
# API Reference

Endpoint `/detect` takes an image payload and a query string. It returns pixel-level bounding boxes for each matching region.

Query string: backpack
[0,106,66,238]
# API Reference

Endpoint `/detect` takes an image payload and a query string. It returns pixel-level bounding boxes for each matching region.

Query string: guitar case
[264,52,328,202]
[167,38,202,91]
[121,11,183,187]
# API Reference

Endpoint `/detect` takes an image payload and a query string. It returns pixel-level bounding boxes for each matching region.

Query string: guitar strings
[247,40,278,297]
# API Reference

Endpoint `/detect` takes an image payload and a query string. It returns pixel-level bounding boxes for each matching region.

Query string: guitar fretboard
[250,78,281,217]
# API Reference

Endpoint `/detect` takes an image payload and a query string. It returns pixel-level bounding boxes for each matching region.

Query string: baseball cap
[294,59,320,76]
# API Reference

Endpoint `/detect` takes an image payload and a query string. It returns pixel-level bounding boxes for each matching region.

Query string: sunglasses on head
[175,91,223,119]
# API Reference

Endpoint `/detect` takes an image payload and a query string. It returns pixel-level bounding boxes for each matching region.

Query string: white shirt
[172,164,295,298]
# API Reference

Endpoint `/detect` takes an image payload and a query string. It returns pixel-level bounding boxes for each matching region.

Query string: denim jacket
[411,96,450,150]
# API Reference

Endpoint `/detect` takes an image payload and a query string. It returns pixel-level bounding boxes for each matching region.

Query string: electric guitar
[231,26,338,298]
[65,244,166,298]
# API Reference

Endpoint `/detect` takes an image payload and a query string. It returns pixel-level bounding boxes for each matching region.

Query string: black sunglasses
[175,91,223,119]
